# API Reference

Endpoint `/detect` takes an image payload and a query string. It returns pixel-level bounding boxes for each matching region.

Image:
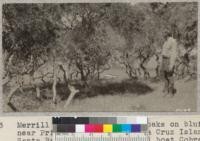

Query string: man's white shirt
[161,37,178,70]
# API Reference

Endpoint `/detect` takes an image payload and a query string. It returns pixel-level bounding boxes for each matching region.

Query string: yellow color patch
[103,124,113,133]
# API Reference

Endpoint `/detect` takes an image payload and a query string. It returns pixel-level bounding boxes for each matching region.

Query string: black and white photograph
[2,2,198,112]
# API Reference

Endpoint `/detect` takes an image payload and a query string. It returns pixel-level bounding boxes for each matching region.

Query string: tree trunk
[3,76,10,86]
[3,53,14,86]
[97,65,100,80]
[52,58,57,104]
[7,102,18,112]
[59,64,80,108]
[52,71,57,104]
[36,86,40,99]
[59,65,69,85]
[64,85,79,108]
[64,92,75,108]
[155,66,160,78]
[97,71,100,80]
[140,58,149,79]
[59,64,70,94]
[80,70,86,81]
[6,86,19,107]
[155,54,160,78]
[76,61,86,81]
[6,85,22,112]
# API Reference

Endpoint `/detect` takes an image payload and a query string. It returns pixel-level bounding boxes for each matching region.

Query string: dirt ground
[3,77,197,112]
[47,79,197,112]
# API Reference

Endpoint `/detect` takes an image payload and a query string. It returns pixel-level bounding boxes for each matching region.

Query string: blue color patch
[121,124,131,133]
[131,124,141,132]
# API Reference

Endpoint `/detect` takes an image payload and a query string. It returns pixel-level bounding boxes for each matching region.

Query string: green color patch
[113,124,122,132]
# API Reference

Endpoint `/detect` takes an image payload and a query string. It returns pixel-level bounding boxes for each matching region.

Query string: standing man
[160,31,178,97]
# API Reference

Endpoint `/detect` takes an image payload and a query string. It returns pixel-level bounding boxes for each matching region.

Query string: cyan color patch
[121,124,131,133]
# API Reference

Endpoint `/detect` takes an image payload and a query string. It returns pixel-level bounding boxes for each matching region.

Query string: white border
[0,0,199,116]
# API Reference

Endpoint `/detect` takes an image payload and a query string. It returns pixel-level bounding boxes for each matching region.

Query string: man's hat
[163,29,171,38]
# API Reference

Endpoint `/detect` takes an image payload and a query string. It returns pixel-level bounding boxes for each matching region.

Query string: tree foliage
[3,2,198,82]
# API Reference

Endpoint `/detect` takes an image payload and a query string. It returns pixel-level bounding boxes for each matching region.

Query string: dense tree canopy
[3,2,197,81]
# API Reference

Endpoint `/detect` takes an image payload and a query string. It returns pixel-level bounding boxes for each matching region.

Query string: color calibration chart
[52,117,149,141]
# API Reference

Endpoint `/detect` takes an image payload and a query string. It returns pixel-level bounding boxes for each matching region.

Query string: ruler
[53,133,149,141]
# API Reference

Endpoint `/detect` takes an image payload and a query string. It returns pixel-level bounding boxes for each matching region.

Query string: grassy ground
[3,68,197,112]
